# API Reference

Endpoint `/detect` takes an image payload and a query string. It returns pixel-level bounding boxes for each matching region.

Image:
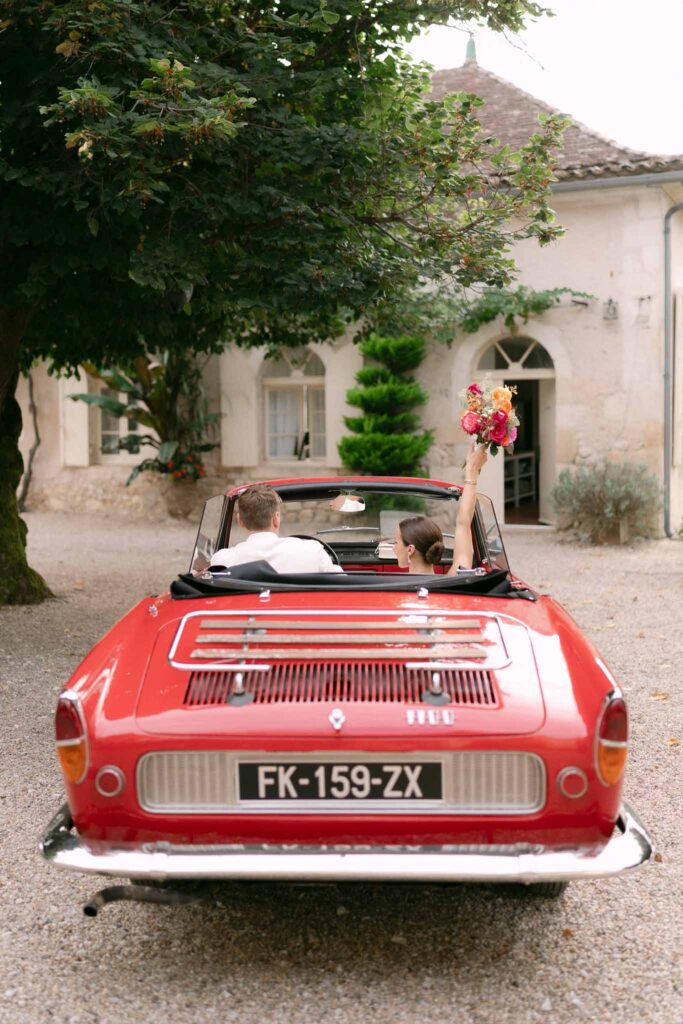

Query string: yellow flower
[492,386,512,403]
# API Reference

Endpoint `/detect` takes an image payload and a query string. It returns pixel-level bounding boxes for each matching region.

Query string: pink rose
[492,409,508,427]
[508,426,517,442]
[467,383,482,395]
[461,411,482,435]
[489,422,508,444]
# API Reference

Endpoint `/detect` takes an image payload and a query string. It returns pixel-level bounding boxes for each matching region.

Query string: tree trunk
[0,311,52,605]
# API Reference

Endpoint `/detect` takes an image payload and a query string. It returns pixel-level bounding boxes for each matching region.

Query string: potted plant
[72,350,220,517]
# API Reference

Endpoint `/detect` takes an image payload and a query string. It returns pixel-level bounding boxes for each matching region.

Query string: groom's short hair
[237,484,282,531]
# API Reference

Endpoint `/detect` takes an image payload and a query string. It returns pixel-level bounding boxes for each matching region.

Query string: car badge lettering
[406,708,456,727]
[329,708,346,732]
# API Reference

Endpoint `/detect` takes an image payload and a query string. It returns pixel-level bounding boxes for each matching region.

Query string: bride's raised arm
[449,443,488,573]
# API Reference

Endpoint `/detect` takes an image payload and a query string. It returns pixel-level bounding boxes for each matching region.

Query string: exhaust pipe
[83,883,199,917]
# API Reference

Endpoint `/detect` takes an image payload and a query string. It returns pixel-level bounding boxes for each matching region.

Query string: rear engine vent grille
[184,663,498,707]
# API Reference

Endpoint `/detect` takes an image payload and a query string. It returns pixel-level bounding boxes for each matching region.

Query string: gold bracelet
[463,478,477,485]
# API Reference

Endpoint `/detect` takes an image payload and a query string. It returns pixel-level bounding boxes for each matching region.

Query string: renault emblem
[329,708,346,732]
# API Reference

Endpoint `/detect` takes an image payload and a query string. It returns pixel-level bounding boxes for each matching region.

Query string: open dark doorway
[504,379,539,524]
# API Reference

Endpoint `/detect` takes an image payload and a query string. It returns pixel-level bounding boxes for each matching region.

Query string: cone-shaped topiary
[339,334,432,476]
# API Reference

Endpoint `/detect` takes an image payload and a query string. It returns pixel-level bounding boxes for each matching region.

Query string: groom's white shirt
[210,531,343,574]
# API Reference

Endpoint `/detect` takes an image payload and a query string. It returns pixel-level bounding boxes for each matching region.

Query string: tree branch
[17,370,40,512]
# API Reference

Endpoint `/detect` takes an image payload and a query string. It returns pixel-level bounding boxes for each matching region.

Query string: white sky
[406,0,683,155]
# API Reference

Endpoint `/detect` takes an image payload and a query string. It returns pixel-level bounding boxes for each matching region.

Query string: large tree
[0,0,566,603]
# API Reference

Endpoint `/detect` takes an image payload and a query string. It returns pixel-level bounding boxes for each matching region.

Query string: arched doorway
[475,337,556,524]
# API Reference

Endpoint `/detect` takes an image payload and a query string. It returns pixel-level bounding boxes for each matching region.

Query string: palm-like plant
[72,350,220,483]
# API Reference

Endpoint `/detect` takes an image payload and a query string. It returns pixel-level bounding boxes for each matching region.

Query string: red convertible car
[41,477,653,914]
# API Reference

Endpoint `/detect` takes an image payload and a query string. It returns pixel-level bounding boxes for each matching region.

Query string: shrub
[338,333,432,477]
[550,462,661,544]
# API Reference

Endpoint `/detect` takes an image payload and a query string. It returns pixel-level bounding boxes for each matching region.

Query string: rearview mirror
[329,494,366,513]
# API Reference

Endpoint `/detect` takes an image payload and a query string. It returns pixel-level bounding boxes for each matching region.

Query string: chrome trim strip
[195,632,486,644]
[200,619,484,631]
[189,646,488,662]
[135,750,546,817]
[406,661,489,670]
[40,802,653,883]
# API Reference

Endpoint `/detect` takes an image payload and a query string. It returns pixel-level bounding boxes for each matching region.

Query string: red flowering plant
[163,451,207,482]
[459,379,519,456]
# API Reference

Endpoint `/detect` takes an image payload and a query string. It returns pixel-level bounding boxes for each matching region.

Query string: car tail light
[595,695,628,786]
[55,691,88,784]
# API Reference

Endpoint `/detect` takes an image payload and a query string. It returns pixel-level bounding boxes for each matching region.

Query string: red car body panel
[59,579,623,851]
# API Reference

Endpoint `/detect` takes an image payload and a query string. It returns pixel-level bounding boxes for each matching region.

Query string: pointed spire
[465,33,477,63]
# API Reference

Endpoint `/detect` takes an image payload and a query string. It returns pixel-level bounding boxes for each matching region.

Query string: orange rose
[492,386,512,403]
[496,398,512,413]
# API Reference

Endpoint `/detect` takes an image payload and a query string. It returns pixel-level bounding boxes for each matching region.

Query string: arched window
[261,347,326,460]
[477,337,554,375]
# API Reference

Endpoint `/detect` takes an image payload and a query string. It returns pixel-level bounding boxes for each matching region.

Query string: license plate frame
[237,757,443,807]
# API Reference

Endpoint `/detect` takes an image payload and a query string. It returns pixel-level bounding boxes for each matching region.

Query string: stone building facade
[18,57,683,531]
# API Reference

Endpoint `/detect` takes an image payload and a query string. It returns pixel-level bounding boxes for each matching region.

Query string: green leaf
[103,368,138,394]
[158,440,179,463]
[87,216,99,238]
[118,433,141,453]
[70,392,128,417]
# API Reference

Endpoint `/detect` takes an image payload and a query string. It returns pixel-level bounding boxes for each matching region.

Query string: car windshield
[190,484,509,577]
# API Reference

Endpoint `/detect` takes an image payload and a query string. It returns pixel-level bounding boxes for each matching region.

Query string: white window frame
[476,337,555,380]
[264,380,326,463]
[96,386,156,466]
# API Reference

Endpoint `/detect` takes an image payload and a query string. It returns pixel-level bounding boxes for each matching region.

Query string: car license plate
[238,762,442,801]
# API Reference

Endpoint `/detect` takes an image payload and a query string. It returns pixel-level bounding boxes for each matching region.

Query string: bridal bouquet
[459,380,519,455]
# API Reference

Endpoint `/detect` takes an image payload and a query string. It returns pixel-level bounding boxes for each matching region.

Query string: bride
[393,443,488,574]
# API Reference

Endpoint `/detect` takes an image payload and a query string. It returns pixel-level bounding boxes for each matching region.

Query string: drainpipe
[552,173,683,537]
[663,203,683,538]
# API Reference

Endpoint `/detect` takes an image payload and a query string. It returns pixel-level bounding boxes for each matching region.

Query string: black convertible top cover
[170,561,533,599]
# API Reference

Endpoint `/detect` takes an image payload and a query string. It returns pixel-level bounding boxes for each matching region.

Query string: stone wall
[25,465,230,521]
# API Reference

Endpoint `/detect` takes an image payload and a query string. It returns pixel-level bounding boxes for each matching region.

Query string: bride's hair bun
[398,516,444,566]
[424,539,445,565]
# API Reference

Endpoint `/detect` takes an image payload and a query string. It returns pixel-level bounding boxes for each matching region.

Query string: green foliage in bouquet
[550,462,660,544]
[339,334,432,477]
[72,351,220,484]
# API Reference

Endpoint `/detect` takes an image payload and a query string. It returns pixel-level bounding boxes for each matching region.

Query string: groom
[210,484,343,574]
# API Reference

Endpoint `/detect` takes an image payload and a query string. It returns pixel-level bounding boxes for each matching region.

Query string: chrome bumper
[40,803,653,884]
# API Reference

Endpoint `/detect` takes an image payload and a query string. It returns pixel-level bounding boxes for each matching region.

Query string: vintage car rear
[42,478,652,901]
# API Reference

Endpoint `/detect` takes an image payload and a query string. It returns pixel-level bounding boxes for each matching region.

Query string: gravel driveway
[0,513,681,1024]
